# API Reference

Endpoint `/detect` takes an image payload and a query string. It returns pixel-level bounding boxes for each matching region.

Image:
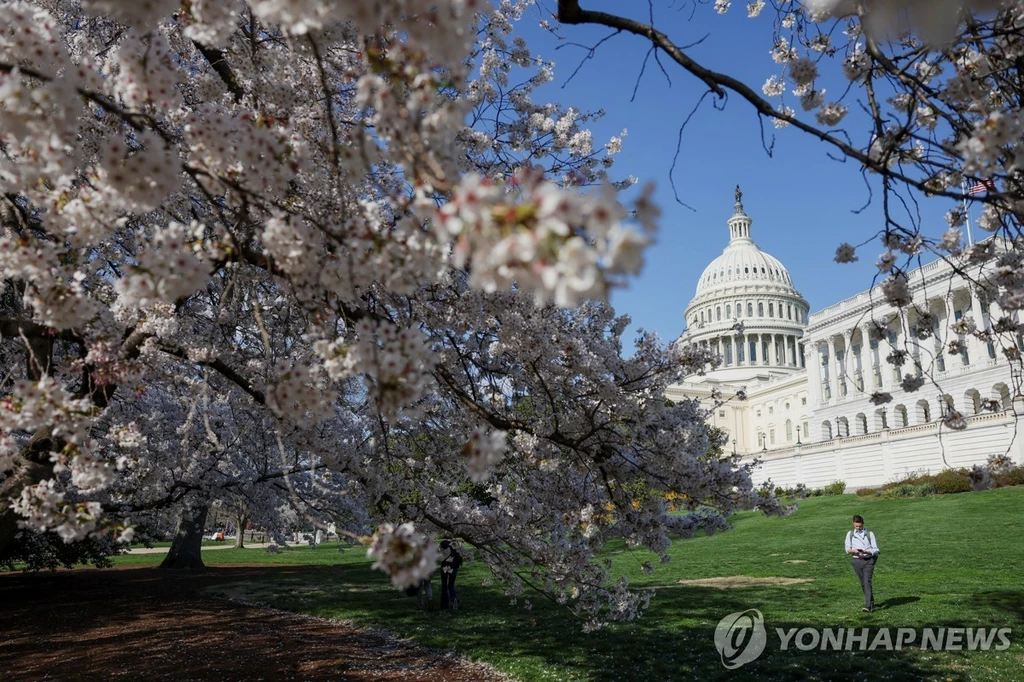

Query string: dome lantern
[728,184,753,243]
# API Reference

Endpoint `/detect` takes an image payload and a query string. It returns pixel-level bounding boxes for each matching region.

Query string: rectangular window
[770,429,776,445]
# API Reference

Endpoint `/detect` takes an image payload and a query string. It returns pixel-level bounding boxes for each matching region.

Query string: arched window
[787,305,793,320]
[837,416,850,437]
[726,305,732,318]
[821,420,833,440]
[769,303,775,317]
[894,405,908,427]
[856,413,868,435]
[965,389,982,415]
[700,311,704,324]
[758,303,764,317]
[716,307,721,321]
[916,399,931,424]
[993,383,1011,410]
[874,408,888,430]
[747,302,754,317]
[785,419,793,441]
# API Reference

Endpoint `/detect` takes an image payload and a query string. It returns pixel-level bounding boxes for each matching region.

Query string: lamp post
[796,425,802,445]
[759,432,767,452]
[732,438,737,455]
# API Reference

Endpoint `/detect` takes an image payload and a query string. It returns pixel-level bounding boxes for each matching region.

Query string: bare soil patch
[0,565,509,682]
[675,575,814,589]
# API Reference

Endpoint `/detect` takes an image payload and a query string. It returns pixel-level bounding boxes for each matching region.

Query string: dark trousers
[440,566,459,609]
[852,557,876,609]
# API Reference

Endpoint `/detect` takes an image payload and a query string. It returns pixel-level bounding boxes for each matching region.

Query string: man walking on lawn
[845,514,880,612]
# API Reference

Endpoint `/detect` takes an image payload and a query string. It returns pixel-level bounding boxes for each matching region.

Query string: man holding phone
[845,514,879,612]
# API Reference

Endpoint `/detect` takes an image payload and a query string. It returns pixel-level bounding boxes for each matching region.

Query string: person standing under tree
[439,539,463,610]
[845,514,880,612]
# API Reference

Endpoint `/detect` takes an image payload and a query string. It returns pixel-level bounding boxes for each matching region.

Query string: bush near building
[855,462,1024,498]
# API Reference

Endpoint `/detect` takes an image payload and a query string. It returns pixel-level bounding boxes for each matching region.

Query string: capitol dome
[682,187,809,382]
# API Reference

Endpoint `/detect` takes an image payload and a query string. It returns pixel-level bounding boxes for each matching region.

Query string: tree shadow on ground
[209,569,1011,682]
[2,566,1019,682]
[0,566,499,682]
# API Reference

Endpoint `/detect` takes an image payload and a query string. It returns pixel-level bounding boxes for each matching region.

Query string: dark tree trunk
[0,428,59,561]
[159,504,209,570]
[233,515,248,549]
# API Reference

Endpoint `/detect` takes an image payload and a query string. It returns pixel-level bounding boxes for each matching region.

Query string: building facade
[668,189,1024,490]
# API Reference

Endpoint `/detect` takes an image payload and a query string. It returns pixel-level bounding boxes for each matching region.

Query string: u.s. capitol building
[667,188,1024,490]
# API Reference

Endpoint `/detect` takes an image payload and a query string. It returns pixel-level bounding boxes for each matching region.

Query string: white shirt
[845,528,879,556]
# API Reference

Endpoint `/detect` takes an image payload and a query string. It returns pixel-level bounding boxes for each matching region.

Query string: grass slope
[117,488,1024,681]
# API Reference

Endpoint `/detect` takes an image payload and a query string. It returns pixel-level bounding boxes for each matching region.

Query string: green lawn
[117,488,1024,681]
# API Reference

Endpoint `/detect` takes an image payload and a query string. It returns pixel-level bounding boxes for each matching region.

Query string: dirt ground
[0,565,510,682]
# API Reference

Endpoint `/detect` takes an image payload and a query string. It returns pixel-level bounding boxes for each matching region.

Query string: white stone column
[970,286,988,363]
[841,330,854,396]
[861,323,879,390]
[806,341,824,408]
[826,335,838,401]
[945,294,967,367]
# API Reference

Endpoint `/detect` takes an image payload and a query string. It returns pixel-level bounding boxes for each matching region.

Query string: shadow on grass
[212,570,1008,682]
[5,565,1016,682]
[973,590,1024,622]
[877,596,921,610]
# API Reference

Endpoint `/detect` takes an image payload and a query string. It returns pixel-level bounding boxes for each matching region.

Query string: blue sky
[515,2,963,346]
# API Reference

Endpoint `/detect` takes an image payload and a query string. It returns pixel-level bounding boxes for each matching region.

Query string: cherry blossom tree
[555,0,1024,428]
[0,0,787,621]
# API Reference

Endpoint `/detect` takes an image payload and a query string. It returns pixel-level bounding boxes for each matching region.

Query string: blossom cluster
[366,522,439,589]
[433,169,655,307]
[315,320,434,421]
[11,479,103,542]
[462,426,507,482]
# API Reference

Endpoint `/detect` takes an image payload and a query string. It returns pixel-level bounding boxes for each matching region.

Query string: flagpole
[962,178,974,246]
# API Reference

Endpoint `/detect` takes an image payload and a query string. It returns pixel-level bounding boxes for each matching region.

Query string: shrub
[884,484,918,499]
[930,469,972,494]
[856,487,880,497]
[823,480,846,496]
[994,467,1024,488]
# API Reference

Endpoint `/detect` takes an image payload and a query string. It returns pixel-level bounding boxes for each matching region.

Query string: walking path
[0,565,511,681]
[127,543,272,554]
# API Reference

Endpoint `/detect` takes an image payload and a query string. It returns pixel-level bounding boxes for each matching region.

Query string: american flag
[967,178,995,195]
